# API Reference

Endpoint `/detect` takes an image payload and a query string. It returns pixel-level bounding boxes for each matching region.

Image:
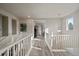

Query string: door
[12,19,17,34]
[34,25,38,38]
[2,16,8,36]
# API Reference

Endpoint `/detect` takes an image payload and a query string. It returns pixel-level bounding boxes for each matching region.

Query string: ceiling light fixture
[27,16,31,18]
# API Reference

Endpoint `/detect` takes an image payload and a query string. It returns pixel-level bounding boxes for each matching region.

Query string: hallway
[0,3,79,56]
[29,38,52,56]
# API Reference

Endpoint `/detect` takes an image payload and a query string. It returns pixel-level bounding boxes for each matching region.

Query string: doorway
[2,15,8,36]
[12,19,17,35]
[34,23,45,38]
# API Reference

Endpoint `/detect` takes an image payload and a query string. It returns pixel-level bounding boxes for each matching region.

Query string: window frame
[66,16,74,31]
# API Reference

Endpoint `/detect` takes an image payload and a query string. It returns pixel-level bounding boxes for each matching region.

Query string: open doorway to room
[34,23,45,39]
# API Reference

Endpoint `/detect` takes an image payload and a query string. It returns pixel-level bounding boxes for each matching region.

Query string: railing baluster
[16,44,18,56]
[23,39,25,56]
[19,42,21,56]
[0,34,33,56]
[13,46,15,56]
[17,43,19,56]
[6,49,9,56]
[52,35,79,50]
[9,48,11,56]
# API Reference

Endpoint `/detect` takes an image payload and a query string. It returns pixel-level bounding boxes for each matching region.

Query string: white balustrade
[51,35,79,50]
[0,33,33,56]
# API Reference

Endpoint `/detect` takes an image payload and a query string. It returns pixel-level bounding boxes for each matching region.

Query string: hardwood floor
[29,38,52,56]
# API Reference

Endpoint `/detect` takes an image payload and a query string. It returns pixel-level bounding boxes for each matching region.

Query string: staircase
[0,33,33,56]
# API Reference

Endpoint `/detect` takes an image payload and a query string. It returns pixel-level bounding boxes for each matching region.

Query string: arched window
[66,16,74,31]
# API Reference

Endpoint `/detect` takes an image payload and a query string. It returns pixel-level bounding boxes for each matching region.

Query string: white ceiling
[0,3,79,19]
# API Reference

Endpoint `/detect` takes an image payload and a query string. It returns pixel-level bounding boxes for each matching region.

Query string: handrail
[0,36,7,42]
[0,33,33,56]
[51,34,79,50]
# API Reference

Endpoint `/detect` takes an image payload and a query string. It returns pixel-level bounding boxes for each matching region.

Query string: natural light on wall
[66,16,74,31]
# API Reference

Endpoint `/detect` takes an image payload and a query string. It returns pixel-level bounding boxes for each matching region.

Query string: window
[66,16,74,31]
[20,24,27,32]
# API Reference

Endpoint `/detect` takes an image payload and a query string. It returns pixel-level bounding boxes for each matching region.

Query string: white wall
[19,19,35,36]
[61,9,79,48]
[44,18,62,49]
[33,19,62,49]
[26,19,35,35]
[62,9,79,35]
[0,7,78,49]
[19,19,27,34]
[0,8,35,37]
[0,8,19,35]
[44,9,79,49]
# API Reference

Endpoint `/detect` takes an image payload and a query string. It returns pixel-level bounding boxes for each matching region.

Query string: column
[8,16,12,36]
[16,19,20,34]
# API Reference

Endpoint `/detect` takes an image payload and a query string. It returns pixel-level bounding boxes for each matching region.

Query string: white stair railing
[0,33,33,56]
[51,35,79,50]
